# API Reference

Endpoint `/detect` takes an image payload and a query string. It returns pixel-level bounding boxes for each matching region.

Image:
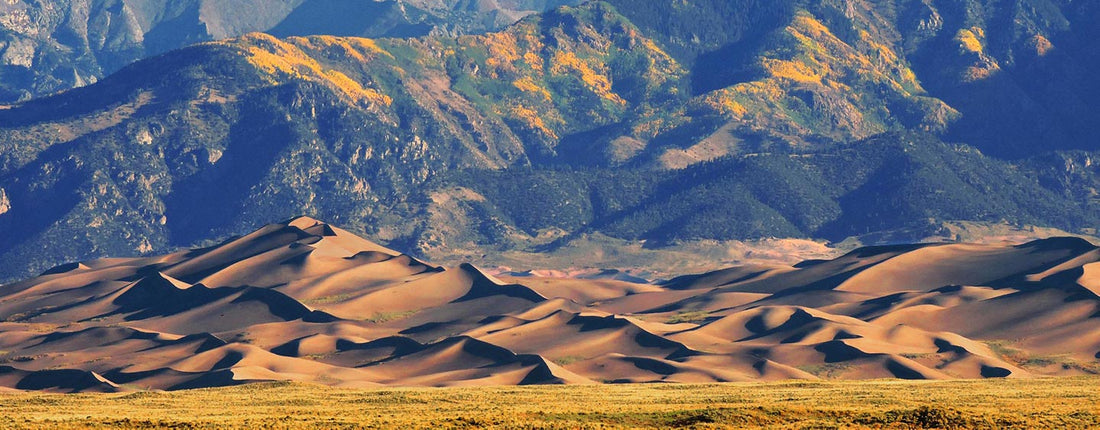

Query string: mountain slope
[2,1,1100,280]
[0,0,585,103]
[600,0,1100,157]
[0,2,686,280]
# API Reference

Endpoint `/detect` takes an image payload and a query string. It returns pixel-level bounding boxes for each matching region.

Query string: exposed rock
[0,188,9,215]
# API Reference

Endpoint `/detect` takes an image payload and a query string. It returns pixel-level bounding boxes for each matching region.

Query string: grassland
[2,378,1099,429]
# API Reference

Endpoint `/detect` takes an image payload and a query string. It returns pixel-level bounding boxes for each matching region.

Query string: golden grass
[1,378,1098,429]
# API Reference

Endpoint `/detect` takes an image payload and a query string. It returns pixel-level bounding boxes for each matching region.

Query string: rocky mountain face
[602,0,1100,158]
[1,0,1099,282]
[0,0,582,103]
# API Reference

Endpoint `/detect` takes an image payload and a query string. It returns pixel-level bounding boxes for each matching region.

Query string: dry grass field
[1,377,1098,429]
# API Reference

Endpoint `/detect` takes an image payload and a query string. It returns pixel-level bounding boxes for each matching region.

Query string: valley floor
[1,377,1098,429]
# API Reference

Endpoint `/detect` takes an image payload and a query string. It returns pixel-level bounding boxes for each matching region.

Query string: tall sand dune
[0,217,1097,391]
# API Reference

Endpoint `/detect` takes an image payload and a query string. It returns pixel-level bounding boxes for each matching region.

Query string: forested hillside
[1,0,1099,281]
[0,0,582,103]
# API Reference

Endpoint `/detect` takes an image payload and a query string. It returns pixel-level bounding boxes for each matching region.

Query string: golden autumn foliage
[512,77,552,101]
[762,58,823,84]
[201,2,687,151]
[964,66,996,81]
[1030,34,1054,56]
[510,105,557,138]
[482,32,522,71]
[203,2,944,154]
[523,51,544,72]
[956,29,984,53]
[551,51,628,106]
[638,38,681,77]
[691,88,750,119]
[324,70,393,105]
[951,27,1001,82]
[225,34,392,106]
[777,12,924,94]
[287,35,391,63]
[678,9,940,141]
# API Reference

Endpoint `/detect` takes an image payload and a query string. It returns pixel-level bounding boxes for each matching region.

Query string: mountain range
[2,0,1100,282]
[1,217,1096,392]
[0,0,581,103]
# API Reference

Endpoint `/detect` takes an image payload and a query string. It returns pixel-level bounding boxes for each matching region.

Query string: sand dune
[0,217,1097,391]
[0,367,121,393]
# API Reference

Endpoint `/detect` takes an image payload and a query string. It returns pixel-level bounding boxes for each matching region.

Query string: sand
[0,217,1097,391]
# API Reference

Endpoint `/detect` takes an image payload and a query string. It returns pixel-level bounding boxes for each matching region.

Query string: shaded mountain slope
[600,0,1100,157]
[4,2,1100,281]
[0,0,585,103]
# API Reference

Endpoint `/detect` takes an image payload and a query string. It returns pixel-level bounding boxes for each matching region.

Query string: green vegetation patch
[666,311,709,324]
[362,310,418,324]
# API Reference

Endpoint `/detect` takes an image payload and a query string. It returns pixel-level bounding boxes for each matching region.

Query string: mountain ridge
[2,1,1100,281]
[0,0,585,103]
